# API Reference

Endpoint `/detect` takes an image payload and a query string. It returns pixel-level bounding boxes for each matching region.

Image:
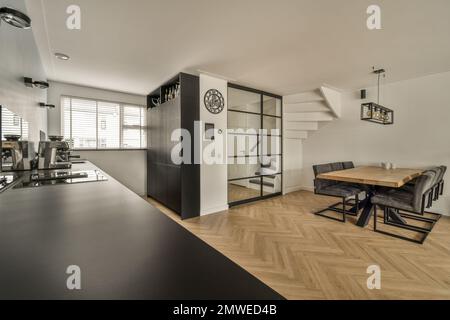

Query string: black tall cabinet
[147,73,200,219]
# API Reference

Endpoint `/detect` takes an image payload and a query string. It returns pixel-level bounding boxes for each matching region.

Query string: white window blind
[62,96,146,150]
[123,105,147,149]
[98,101,120,148]
[1,107,30,140]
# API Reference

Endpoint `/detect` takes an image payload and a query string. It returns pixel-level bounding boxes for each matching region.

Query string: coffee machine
[1,135,36,171]
[38,136,73,170]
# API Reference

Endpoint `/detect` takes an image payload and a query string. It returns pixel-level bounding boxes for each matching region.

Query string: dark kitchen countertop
[0,161,283,300]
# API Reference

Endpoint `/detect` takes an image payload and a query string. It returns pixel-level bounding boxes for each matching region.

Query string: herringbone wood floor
[146,191,450,300]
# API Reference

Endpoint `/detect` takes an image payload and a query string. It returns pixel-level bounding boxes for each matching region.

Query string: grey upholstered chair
[372,171,436,244]
[313,163,365,223]
[434,166,447,200]
[330,162,344,171]
[427,167,442,206]
[439,165,447,196]
[342,161,355,170]
[405,166,442,203]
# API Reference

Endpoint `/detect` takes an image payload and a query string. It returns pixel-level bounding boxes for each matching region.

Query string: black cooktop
[13,170,108,189]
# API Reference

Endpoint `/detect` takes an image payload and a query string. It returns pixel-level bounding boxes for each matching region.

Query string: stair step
[284,90,324,104]
[284,121,318,131]
[284,130,308,139]
[285,112,334,122]
[284,101,330,113]
[249,179,275,188]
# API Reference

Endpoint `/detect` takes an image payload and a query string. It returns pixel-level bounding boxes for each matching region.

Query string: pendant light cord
[377,72,380,104]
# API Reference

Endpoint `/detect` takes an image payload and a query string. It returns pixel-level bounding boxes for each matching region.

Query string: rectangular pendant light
[361,68,394,125]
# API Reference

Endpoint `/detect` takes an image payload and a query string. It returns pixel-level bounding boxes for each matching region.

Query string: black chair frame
[313,192,363,223]
[373,188,439,244]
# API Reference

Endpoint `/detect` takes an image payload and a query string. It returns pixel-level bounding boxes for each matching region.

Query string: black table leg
[348,196,369,214]
[356,200,373,227]
[356,189,374,227]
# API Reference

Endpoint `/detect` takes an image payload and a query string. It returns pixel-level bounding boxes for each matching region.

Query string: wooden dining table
[317,166,424,227]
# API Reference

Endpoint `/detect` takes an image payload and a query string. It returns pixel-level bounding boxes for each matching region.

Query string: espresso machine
[1,135,36,171]
[38,136,73,170]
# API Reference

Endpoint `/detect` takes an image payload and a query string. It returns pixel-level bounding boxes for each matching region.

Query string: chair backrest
[436,165,447,182]
[429,167,442,187]
[342,161,355,170]
[313,163,333,177]
[412,170,436,212]
[330,162,344,171]
[312,163,336,192]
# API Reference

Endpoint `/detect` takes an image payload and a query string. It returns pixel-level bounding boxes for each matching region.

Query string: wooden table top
[317,166,424,188]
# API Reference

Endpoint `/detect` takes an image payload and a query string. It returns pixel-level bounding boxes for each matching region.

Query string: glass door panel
[262,116,281,134]
[228,86,282,206]
[263,96,282,117]
[260,155,282,175]
[259,135,281,156]
[228,177,262,203]
[227,133,258,157]
[228,111,261,131]
[228,88,261,113]
[228,156,261,180]
[262,174,282,196]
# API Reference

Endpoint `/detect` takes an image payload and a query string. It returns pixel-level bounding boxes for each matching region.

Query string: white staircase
[283,86,342,140]
[282,85,342,194]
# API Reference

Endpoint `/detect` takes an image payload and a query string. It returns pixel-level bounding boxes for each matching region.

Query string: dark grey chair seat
[372,189,414,212]
[373,171,435,213]
[320,183,365,198]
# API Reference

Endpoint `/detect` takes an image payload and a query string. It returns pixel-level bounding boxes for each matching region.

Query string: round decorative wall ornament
[204,89,225,114]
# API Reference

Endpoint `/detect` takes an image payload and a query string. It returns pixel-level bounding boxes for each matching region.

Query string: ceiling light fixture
[360,68,394,125]
[24,77,50,89]
[54,53,70,61]
[0,7,31,29]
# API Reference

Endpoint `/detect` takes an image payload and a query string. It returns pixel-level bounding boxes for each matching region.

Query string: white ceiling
[26,0,450,96]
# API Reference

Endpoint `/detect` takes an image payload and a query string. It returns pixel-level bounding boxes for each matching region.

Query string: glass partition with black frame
[227,84,282,206]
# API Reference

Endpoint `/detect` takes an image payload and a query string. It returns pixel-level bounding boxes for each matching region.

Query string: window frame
[61,95,147,151]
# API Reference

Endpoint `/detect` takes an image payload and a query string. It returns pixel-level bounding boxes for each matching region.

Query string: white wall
[283,138,303,194]
[47,81,147,195]
[199,74,229,215]
[0,0,47,143]
[301,71,450,215]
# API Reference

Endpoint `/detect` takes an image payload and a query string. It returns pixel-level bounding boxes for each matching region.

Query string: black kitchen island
[0,162,283,300]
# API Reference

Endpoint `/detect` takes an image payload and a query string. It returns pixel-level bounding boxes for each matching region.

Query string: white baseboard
[284,185,315,194]
[201,205,229,216]
[283,185,301,194]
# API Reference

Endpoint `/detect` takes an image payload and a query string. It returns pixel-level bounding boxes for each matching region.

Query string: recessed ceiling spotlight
[0,7,31,29]
[54,53,70,61]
